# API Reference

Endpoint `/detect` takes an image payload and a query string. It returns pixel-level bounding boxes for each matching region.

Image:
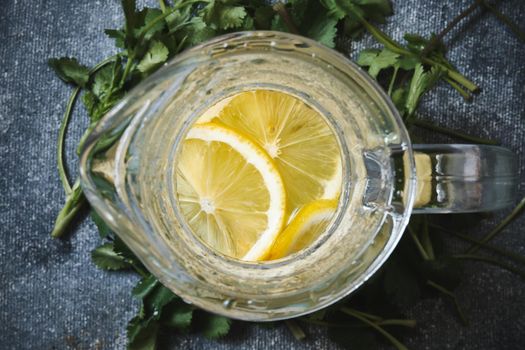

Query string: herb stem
[426,280,468,325]
[285,320,306,340]
[453,254,525,279]
[377,319,417,328]
[120,55,135,87]
[437,66,479,92]
[387,66,399,96]
[299,318,417,328]
[420,218,435,260]
[345,308,382,321]
[476,0,525,43]
[420,1,481,57]
[408,226,430,260]
[57,86,81,195]
[51,180,86,238]
[273,2,300,34]
[158,0,167,13]
[444,77,473,101]
[430,223,525,265]
[76,122,97,155]
[412,119,499,145]
[340,307,409,350]
[465,196,525,254]
[56,56,118,195]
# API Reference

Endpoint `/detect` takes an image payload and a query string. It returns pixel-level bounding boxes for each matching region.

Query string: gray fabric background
[1,0,524,349]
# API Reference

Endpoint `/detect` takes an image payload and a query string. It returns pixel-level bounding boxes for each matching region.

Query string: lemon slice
[204,90,342,212]
[176,123,286,261]
[267,199,337,260]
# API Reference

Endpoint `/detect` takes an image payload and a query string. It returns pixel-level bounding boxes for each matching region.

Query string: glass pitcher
[79,31,518,321]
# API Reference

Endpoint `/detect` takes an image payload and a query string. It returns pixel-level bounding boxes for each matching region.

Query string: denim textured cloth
[1,1,524,349]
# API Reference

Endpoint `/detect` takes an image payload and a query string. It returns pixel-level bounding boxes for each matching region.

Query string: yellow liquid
[176,90,342,261]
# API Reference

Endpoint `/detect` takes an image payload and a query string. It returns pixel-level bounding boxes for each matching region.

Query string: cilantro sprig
[49,0,525,349]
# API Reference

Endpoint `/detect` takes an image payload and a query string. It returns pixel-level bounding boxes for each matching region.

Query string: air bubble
[223,299,235,309]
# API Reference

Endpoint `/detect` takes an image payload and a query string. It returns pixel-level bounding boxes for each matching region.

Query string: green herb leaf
[133,275,159,299]
[201,1,247,30]
[320,0,348,20]
[82,91,98,119]
[200,313,232,339]
[162,301,194,330]
[92,65,115,102]
[307,16,338,48]
[105,29,126,49]
[405,64,443,117]
[48,58,90,87]
[178,17,217,47]
[357,48,399,78]
[137,8,165,41]
[90,210,112,239]
[325,0,392,38]
[145,285,177,319]
[128,317,159,350]
[91,243,131,270]
[137,40,169,73]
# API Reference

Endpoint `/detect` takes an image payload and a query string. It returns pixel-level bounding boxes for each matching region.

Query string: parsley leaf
[307,16,339,48]
[137,8,165,41]
[137,40,169,73]
[90,210,111,239]
[201,1,247,30]
[162,301,194,330]
[199,313,232,339]
[104,29,126,49]
[324,0,392,38]
[128,317,159,350]
[91,243,131,270]
[178,17,217,47]
[48,58,89,87]
[132,275,159,299]
[357,48,399,78]
[405,64,443,117]
[320,0,348,20]
[145,285,177,319]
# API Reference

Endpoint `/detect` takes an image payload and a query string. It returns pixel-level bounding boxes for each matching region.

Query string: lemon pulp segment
[268,199,337,260]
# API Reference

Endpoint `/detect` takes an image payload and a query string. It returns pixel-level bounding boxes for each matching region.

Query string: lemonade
[176,90,342,261]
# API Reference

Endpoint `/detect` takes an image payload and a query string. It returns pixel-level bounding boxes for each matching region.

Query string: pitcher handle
[407,144,518,213]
